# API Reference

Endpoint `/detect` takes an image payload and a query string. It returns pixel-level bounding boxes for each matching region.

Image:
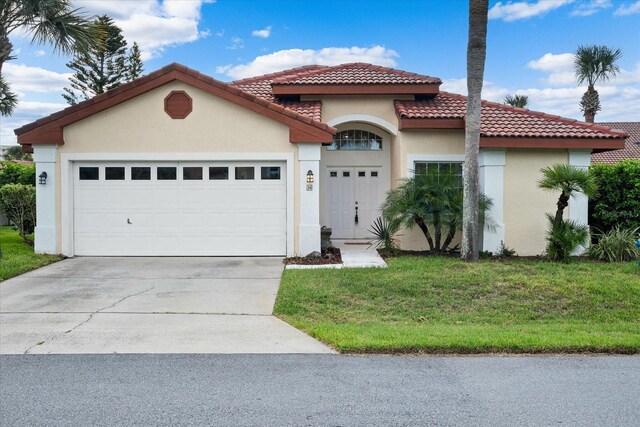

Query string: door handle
[127,218,132,224]
[354,202,359,224]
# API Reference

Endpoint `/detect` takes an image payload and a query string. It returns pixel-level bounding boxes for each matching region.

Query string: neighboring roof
[592,122,640,164]
[15,63,336,148]
[395,93,628,149]
[270,63,441,96]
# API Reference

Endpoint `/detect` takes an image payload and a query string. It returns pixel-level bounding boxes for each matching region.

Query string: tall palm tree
[574,45,622,123]
[502,94,528,108]
[0,0,99,116]
[462,0,489,262]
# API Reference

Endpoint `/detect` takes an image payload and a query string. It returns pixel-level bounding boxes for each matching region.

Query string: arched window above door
[327,129,383,151]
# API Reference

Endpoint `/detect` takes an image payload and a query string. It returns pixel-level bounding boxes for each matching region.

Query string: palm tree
[538,164,598,261]
[0,0,99,116]
[538,164,598,227]
[382,172,493,253]
[462,0,489,262]
[574,45,622,123]
[503,94,528,108]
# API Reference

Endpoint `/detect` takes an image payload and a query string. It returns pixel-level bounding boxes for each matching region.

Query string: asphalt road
[1,354,638,426]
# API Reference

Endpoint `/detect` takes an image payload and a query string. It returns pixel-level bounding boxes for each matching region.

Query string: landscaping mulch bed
[284,246,342,265]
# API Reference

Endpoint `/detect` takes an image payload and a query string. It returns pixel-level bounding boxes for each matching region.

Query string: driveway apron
[0,257,334,354]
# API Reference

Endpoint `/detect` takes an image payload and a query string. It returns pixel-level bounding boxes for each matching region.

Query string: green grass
[275,256,640,354]
[0,226,62,282]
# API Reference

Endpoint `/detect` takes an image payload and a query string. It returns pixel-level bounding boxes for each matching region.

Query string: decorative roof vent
[164,90,192,119]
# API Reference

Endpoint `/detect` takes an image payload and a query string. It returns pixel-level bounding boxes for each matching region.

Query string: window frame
[326,129,383,151]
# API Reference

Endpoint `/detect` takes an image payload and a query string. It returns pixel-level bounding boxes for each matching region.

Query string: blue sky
[2,0,639,145]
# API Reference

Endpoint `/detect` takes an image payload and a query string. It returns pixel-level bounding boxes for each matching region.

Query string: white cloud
[34,50,46,57]
[252,26,272,38]
[71,1,214,59]
[227,36,244,50]
[571,0,611,16]
[527,52,575,85]
[3,63,71,94]
[614,0,640,15]
[217,46,398,79]
[489,0,574,22]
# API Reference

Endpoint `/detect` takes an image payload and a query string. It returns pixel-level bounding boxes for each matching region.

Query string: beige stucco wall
[304,95,411,126]
[503,149,569,256]
[54,81,300,253]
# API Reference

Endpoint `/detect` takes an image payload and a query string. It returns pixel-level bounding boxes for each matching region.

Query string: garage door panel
[73,161,287,256]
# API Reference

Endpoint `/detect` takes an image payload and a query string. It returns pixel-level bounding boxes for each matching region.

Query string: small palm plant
[368,217,399,251]
[538,164,598,261]
[574,45,623,123]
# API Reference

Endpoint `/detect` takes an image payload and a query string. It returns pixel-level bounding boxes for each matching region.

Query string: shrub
[381,172,493,253]
[545,214,590,262]
[496,241,517,257]
[0,184,36,244]
[0,161,35,187]
[590,160,640,233]
[588,227,640,262]
[368,217,399,251]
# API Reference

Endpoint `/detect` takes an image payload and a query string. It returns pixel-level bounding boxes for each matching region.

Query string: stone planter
[321,226,332,252]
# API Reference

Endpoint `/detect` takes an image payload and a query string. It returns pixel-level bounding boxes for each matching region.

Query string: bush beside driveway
[0,227,61,282]
[274,256,640,354]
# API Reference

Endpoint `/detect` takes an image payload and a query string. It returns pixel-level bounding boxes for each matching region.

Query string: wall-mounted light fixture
[306,170,314,191]
[38,171,47,185]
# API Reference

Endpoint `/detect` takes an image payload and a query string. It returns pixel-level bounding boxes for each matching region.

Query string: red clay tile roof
[15,63,334,140]
[271,62,441,85]
[592,122,640,163]
[230,65,326,120]
[395,93,628,139]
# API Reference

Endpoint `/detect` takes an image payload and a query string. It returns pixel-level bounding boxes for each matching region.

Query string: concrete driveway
[0,257,333,354]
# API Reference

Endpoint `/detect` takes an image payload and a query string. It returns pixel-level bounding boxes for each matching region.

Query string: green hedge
[0,161,35,187]
[589,160,640,233]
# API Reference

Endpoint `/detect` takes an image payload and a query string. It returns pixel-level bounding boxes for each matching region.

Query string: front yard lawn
[275,257,640,354]
[0,226,62,282]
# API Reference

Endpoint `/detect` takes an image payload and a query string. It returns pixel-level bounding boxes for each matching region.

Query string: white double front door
[325,167,384,239]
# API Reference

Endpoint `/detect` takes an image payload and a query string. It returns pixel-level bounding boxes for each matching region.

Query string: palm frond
[574,45,623,87]
[538,164,598,198]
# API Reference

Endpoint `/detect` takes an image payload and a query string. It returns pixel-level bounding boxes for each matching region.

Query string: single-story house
[591,122,640,164]
[14,62,627,257]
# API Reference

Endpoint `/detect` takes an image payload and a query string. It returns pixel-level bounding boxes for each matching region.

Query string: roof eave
[15,64,335,147]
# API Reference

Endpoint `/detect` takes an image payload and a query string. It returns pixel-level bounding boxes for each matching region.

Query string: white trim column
[298,144,321,255]
[569,149,591,254]
[33,145,58,254]
[479,149,505,254]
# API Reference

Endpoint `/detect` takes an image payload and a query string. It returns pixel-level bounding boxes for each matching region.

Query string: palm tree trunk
[415,218,435,251]
[0,31,14,75]
[441,224,457,252]
[554,192,570,226]
[462,0,488,262]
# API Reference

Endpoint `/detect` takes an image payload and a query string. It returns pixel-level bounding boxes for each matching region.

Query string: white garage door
[73,162,287,256]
